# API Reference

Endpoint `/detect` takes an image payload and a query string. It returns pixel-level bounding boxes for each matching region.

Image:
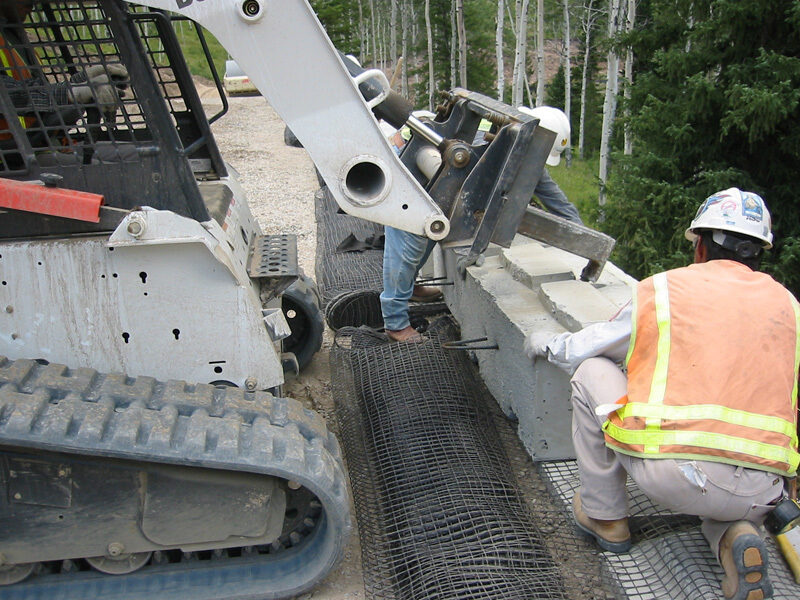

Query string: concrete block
[442,251,576,460]
[499,243,575,291]
[438,240,635,462]
[539,280,622,332]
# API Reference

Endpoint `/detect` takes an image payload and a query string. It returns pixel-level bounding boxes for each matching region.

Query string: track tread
[0,356,351,599]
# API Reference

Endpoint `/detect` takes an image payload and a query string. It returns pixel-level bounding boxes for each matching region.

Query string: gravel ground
[205,89,365,600]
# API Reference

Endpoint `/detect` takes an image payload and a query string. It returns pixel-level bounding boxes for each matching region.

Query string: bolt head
[107,542,124,557]
[244,377,258,391]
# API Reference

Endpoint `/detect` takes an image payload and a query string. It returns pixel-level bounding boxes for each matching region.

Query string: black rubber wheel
[282,274,324,371]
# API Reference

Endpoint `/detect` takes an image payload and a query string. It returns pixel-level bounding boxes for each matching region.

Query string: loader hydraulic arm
[126,0,450,240]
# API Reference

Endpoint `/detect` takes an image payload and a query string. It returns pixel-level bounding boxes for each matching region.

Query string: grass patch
[173,21,227,83]
[546,156,602,226]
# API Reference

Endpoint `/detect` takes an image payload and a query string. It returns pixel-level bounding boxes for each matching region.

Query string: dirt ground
[205,90,365,600]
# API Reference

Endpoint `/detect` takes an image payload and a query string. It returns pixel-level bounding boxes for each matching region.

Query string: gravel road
[206,90,365,600]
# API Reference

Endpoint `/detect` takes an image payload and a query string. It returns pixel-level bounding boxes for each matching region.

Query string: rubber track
[0,357,351,600]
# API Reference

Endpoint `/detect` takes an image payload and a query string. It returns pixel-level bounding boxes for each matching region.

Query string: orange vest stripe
[0,32,36,139]
[606,260,800,475]
[0,33,32,80]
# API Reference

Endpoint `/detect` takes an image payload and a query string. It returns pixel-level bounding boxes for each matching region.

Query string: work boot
[572,492,631,553]
[385,325,423,343]
[719,521,773,600]
[410,285,442,303]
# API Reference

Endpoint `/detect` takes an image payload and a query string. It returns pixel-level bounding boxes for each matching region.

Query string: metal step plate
[248,234,299,298]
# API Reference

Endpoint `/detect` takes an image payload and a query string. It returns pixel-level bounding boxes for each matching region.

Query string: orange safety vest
[0,30,37,140]
[603,260,800,476]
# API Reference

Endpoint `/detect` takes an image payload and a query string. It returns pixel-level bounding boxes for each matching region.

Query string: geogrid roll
[314,188,384,307]
[330,319,605,600]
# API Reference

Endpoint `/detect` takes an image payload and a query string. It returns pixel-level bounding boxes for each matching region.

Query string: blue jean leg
[535,168,583,224]
[380,226,436,331]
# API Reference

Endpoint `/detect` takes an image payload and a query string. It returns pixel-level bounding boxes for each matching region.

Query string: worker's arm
[1,71,71,110]
[528,303,632,374]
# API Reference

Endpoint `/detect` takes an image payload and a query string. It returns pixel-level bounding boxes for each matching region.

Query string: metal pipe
[406,115,445,147]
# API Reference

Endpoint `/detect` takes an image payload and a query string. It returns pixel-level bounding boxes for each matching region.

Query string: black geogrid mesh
[331,318,606,600]
[537,457,798,599]
[314,187,384,307]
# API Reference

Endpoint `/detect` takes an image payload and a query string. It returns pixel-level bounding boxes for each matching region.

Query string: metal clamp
[441,337,498,351]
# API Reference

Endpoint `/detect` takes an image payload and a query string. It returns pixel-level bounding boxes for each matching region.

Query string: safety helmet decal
[685,187,773,249]
[742,192,764,223]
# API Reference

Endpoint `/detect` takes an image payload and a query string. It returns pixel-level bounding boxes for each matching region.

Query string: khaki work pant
[571,357,784,559]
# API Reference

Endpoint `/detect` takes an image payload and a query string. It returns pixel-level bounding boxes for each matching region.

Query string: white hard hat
[518,105,570,166]
[685,187,773,249]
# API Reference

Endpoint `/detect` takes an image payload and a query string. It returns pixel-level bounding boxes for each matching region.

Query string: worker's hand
[524,329,553,361]
[70,64,129,122]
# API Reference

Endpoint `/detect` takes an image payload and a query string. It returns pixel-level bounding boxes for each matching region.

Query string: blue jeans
[380,168,580,330]
[535,168,583,224]
[380,225,436,331]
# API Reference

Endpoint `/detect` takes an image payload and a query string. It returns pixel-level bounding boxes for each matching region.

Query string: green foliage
[547,157,601,224]
[461,0,497,95]
[174,24,227,82]
[545,63,603,157]
[309,0,362,56]
[603,0,800,295]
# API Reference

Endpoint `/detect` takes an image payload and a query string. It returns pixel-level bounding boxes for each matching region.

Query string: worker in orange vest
[526,188,798,600]
[1,0,128,142]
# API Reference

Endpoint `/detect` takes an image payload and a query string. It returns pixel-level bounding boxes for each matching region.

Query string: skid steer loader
[0,0,611,598]
[0,1,346,597]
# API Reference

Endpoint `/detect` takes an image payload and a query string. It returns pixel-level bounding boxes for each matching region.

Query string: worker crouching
[527,188,799,600]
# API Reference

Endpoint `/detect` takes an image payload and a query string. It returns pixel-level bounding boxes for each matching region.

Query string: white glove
[70,64,129,122]
[524,329,553,361]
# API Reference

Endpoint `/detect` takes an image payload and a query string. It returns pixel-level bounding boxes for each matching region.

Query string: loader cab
[0,0,230,236]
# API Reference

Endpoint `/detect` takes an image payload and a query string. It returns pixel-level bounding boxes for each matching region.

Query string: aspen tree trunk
[369,0,377,66]
[426,0,435,110]
[563,0,572,165]
[401,0,409,98]
[390,0,398,72]
[623,0,636,155]
[536,0,545,105]
[450,0,457,88]
[358,0,366,62]
[599,0,621,205]
[456,0,468,87]
[577,0,598,159]
[511,0,530,107]
[496,0,505,101]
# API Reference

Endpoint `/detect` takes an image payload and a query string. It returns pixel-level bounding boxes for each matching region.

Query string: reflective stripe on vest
[0,33,32,80]
[605,260,800,475]
[0,32,36,139]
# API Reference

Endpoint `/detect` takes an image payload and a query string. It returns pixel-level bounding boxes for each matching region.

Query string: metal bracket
[248,234,299,300]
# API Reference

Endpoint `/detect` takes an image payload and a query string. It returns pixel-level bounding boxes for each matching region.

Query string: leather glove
[70,64,129,122]
[524,329,553,361]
